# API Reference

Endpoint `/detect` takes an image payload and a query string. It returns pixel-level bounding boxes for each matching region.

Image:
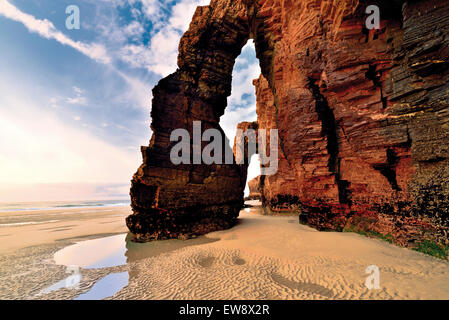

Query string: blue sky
[0,0,260,201]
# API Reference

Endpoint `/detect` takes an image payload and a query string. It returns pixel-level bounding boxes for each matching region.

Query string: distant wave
[54,202,129,209]
[0,200,130,212]
[0,220,60,227]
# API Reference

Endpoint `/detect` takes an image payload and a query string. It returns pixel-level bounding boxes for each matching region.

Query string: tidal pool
[54,234,127,269]
[74,272,129,300]
[44,233,218,299]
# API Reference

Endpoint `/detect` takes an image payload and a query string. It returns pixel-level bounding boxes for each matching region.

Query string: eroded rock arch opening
[219,40,262,198]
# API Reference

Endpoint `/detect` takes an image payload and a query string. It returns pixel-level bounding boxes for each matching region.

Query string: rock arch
[127,0,449,247]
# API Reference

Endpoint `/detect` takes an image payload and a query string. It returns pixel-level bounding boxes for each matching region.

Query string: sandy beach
[0,206,129,254]
[1,202,449,300]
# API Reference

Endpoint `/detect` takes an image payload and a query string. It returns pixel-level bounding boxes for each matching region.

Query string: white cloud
[0,87,140,185]
[49,97,60,108]
[119,28,180,77]
[118,0,210,77]
[67,86,88,105]
[140,0,162,17]
[113,68,152,111]
[67,96,87,105]
[169,0,206,31]
[123,20,145,39]
[229,42,261,107]
[0,1,152,114]
[220,103,257,145]
[73,86,83,95]
[0,0,111,64]
[0,183,130,202]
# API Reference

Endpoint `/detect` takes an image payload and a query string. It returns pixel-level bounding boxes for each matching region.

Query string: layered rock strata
[247,176,262,200]
[127,1,253,241]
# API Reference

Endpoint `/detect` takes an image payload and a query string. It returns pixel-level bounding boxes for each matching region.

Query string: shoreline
[0,206,130,254]
[0,200,130,213]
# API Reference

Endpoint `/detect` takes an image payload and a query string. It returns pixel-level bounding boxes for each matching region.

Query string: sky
[0,0,261,202]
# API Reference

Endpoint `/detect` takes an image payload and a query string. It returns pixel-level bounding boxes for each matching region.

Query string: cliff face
[251,0,449,247]
[128,0,449,247]
[248,176,262,200]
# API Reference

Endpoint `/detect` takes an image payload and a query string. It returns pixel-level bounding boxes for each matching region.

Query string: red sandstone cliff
[128,0,449,249]
[249,0,449,248]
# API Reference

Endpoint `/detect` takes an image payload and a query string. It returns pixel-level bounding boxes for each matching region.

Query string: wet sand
[1,204,449,300]
[0,207,129,254]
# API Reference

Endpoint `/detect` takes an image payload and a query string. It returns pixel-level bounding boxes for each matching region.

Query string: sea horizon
[0,199,131,213]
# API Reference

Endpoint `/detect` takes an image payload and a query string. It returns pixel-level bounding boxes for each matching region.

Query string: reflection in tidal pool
[74,272,129,300]
[54,234,127,268]
[54,233,218,269]
[48,233,218,299]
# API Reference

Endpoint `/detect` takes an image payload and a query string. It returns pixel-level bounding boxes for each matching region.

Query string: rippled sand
[1,204,449,300]
[114,207,449,300]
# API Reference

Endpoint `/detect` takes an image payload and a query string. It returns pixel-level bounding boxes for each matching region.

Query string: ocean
[0,200,130,227]
[0,200,130,213]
